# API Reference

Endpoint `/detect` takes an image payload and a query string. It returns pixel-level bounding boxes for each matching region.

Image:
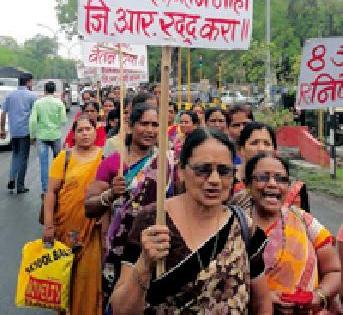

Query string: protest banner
[296,37,343,179]
[81,42,148,72]
[78,0,253,276]
[78,0,253,49]
[76,64,148,87]
[296,37,343,110]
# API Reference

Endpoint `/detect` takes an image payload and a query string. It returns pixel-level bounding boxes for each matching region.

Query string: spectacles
[252,173,289,184]
[188,163,235,178]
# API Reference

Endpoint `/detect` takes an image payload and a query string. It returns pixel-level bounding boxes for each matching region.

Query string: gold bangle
[132,265,150,292]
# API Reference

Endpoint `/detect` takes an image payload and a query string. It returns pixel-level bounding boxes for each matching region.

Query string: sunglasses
[252,173,289,184]
[188,163,235,178]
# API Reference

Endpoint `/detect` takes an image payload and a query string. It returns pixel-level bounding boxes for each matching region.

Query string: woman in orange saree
[43,115,103,315]
[245,153,340,314]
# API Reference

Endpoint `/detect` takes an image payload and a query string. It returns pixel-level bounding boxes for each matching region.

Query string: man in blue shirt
[0,73,37,193]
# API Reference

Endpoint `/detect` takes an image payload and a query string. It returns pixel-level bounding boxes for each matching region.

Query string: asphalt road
[0,106,77,315]
[0,107,342,314]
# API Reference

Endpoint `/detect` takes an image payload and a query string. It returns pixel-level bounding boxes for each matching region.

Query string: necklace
[187,208,222,272]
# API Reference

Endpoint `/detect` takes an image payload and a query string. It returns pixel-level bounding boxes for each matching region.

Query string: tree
[0,35,77,80]
[55,0,78,36]
[24,35,58,59]
[0,36,18,50]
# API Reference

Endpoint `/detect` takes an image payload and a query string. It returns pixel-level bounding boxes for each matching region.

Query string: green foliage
[290,166,343,198]
[24,35,58,59]
[0,36,77,80]
[254,107,296,129]
[55,0,78,36]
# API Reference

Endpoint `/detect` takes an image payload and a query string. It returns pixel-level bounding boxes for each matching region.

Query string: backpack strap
[60,150,71,187]
[230,205,251,252]
[64,150,71,174]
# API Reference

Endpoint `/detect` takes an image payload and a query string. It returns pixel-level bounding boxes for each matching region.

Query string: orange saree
[49,149,103,315]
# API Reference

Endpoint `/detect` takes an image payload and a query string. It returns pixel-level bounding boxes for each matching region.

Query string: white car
[0,108,11,148]
[0,78,18,148]
[70,84,79,105]
[221,91,247,105]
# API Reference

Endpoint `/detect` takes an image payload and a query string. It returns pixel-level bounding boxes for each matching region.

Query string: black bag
[39,150,71,225]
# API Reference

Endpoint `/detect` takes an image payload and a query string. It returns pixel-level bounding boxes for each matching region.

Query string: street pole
[319,109,324,166]
[199,55,203,81]
[187,48,191,104]
[264,0,271,106]
[218,62,222,100]
[178,47,182,109]
[330,107,336,179]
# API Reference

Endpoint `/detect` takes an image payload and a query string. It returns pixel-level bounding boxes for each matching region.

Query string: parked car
[0,78,19,149]
[70,83,79,105]
[170,84,201,103]
[32,79,72,112]
[221,91,247,105]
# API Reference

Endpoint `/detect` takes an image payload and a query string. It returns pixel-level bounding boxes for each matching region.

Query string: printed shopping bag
[15,239,74,311]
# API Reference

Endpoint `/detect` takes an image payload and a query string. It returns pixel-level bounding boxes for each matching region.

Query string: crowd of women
[42,87,342,315]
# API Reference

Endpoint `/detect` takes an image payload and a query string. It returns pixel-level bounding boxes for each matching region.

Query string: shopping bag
[15,239,74,311]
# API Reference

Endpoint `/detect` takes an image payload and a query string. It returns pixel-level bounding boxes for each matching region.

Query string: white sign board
[77,64,148,87]
[78,0,253,49]
[296,37,343,109]
[81,42,148,72]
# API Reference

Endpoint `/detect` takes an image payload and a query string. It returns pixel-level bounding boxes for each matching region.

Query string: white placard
[81,42,148,72]
[78,0,253,50]
[296,37,343,109]
[77,64,148,87]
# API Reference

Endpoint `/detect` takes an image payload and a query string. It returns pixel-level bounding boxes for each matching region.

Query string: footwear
[17,188,30,194]
[7,180,15,190]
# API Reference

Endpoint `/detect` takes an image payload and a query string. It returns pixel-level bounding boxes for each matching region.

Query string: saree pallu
[121,207,255,315]
[50,150,103,315]
[102,149,175,308]
[264,206,333,295]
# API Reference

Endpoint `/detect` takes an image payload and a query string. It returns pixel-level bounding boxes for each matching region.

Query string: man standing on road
[29,81,66,194]
[0,73,36,194]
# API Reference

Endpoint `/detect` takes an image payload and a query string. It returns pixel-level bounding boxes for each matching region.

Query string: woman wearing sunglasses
[245,153,341,314]
[232,121,310,213]
[110,127,272,314]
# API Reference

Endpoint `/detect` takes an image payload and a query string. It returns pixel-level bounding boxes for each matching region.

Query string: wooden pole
[119,44,125,176]
[156,46,171,277]
[96,80,101,104]
[187,48,191,104]
[178,47,182,110]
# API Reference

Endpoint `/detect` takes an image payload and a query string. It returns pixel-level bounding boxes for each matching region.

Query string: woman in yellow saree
[43,115,103,315]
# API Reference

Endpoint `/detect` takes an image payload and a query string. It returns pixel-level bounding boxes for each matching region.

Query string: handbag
[16,239,74,311]
[39,150,71,225]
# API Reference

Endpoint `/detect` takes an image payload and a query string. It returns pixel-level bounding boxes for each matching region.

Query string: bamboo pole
[119,44,125,176]
[187,48,191,104]
[96,80,101,104]
[178,47,182,110]
[156,46,171,277]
